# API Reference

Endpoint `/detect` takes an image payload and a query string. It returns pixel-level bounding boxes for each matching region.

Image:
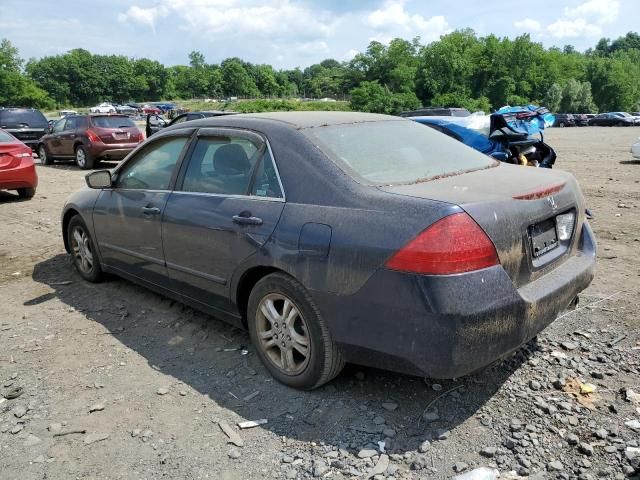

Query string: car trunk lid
[379,162,586,287]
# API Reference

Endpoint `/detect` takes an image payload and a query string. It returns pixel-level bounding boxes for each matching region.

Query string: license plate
[114,133,128,140]
[530,218,558,257]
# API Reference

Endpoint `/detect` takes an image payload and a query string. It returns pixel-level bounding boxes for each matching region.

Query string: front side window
[64,117,77,130]
[181,136,260,195]
[116,137,188,190]
[52,120,66,134]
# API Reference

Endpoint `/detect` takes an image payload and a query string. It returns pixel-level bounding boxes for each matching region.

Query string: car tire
[17,187,35,199]
[38,144,53,165]
[75,145,95,170]
[558,122,565,128]
[67,215,103,283]
[247,272,344,390]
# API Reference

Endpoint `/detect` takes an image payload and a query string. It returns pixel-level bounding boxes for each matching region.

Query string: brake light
[86,129,101,143]
[385,212,499,275]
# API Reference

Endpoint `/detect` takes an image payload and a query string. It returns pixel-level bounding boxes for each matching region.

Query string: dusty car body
[632,139,640,159]
[61,112,596,389]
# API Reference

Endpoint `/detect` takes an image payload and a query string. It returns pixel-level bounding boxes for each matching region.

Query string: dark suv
[38,114,143,169]
[0,108,48,150]
[554,114,575,127]
[398,107,471,118]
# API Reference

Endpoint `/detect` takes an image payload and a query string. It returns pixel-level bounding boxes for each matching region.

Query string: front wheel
[75,145,95,170]
[67,215,103,282]
[17,187,35,199]
[247,273,344,389]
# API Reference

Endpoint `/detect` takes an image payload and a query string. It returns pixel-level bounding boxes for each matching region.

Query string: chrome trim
[170,190,284,202]
[165,261,226,285]
[100,242,165,266]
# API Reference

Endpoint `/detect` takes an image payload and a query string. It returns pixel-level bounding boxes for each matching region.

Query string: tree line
[1,30,640,113]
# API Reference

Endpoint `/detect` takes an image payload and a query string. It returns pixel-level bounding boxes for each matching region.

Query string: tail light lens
[385,212,499,275]
[0,149,32,169]
[86,129,101,143]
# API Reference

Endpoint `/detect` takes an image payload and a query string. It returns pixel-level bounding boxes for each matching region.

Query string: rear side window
[0,109,47,128]
[91,116,136,128]
[182,136,260,195]
[116,137,188,190]
[304,120,495,185]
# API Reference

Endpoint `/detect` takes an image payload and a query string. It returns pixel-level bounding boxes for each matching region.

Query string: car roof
[222,111,402,128]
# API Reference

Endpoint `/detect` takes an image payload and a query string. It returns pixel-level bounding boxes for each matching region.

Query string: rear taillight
[86,129,101,143]
[385,212,499,275]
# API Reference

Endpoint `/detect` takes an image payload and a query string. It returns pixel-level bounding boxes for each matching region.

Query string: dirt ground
[0,126,639,479]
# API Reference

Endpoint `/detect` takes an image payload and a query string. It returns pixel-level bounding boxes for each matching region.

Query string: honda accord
[60,112,596,389]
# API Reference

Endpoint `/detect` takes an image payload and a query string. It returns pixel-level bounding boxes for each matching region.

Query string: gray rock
[285,470,297,479]
[157,387,169,395]
[594,428,608,439]
[604,445,617,453]
[418,440,430,453]
[530,380,541,391]
[282,455,294,464]
[561,341,578,351]
[453,462,468,473]
[10,424,24,434]
[566,433,579,445]
[382,402,398,412]
[431,383,443,391]
[548,460,564,471]
[383,428,396,438]
[357,449,377,459]
[422,410,439,422]
[369,454,389,476]
[84,433,109,445]
[624,420,640,432]
[313,460,328,477]
[373,416,385,425]
[12,405,27,418]
[436,429,450,441]
[227,447,241,459]
[579,443,594,456]
[480,446,497,457]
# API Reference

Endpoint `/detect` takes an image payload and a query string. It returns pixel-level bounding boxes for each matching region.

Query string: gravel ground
[0,126,639,480]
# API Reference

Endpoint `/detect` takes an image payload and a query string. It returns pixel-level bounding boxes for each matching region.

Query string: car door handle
[232,214,263,226]
[142,206,161,215]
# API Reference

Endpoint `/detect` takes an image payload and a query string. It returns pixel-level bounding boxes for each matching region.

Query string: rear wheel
[247,273,344,389]
[38,144,53,165]
[17,187,35,199]
[75,145,95,170]
[558,122,565,128]
[67,215,103,282]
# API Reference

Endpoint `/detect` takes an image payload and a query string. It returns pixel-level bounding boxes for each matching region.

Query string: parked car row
[554,112,640,127]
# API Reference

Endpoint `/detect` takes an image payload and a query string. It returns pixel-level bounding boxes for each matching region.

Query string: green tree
[544,83,563,112]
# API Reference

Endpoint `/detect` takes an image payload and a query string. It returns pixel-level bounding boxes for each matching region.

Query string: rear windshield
[0,109,48,128]
[304,120,495,185]
[91,116,136,128]
[0,130,15,143]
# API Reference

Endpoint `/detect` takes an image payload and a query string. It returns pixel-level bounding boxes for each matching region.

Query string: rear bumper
[88,144,137,160]
[0,159,38,190]
[314,221,596,378]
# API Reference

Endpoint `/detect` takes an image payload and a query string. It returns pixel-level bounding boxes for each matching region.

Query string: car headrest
[213,144,251,175]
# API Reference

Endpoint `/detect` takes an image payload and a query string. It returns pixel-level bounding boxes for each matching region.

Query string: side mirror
[86,170,112,189]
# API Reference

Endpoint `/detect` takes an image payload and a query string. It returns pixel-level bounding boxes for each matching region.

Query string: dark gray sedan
[61,112,596,389]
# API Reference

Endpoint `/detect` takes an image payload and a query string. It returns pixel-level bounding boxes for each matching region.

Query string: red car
[0,129,38,199]
[140,104,163,115]
[38,115,144,169]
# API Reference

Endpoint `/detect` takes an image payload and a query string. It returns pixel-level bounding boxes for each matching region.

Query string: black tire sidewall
[38,144,52,165]
[67,215,102,282]
[247,274,328,390]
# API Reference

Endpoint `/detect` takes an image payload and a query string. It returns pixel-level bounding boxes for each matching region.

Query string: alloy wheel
[256,293,310,375]
[71,226,94,274]
[38,146,47,163]
[76,148,86,168]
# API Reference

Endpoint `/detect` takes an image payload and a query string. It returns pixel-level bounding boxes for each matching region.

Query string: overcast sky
[1,0,637,69]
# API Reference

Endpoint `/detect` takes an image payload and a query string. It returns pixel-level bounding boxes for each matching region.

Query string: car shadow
[0,190,31,203]
[619,159,640,165]
[35,160,120,170]
[31,253,535,454]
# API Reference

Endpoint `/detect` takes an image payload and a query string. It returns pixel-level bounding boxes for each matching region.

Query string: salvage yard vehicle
[553,114,575,128]
[0,107,49,150]
[588,113,635,127]
[61,112,596,389]
[398,107,471,118]
[38,114,143,169]
[89,103,116,114]
[145,111,234,138]
[0,129,38,199]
